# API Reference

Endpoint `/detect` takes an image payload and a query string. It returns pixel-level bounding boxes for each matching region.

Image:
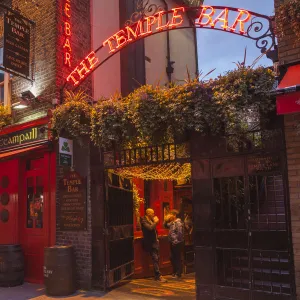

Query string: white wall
[91,0,198,99]
[91,0,121,99]
[145,0,197,85]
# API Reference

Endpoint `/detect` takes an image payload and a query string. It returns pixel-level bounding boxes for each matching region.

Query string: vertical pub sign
[59,171,87,231]
[3,12,30,77]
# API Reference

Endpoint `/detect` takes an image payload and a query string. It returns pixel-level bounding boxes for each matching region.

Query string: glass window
[26,177,34,228]
[26,176,44,229]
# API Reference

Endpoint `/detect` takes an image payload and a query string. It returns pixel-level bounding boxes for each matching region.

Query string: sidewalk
[0,275,196,300]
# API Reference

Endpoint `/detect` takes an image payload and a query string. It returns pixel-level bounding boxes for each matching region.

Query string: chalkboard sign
[59,171,87,231]
[3,12,30,77]
[248,155,280,174]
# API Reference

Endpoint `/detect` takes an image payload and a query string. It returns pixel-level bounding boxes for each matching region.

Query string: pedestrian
[141,208,167,282]
[164,209,184,279]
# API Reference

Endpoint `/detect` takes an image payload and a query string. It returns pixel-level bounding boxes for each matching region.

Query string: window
[0,47,11,108]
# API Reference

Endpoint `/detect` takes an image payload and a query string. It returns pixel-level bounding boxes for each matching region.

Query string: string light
[110,163,191,181]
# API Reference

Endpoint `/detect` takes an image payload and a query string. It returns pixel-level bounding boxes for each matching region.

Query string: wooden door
[20,154,50,283]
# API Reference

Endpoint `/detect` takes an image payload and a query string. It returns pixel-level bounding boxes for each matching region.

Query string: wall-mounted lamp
[12,90,39,110]
[12,99,29,110]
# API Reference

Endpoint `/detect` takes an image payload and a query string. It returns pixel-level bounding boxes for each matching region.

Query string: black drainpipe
[161,0,174,82]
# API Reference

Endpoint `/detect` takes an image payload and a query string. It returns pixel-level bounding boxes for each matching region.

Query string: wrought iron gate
[192,126,296,300]
[212,153,295,300]
[104,172,134,288]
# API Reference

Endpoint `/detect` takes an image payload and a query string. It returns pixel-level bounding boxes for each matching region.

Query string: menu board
[59,171,87,231]
[248,155,280,174]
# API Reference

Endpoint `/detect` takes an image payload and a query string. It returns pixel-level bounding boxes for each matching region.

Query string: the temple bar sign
[67,5,268,87]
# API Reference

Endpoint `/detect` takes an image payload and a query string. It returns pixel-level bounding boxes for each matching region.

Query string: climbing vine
[276,0,300,42]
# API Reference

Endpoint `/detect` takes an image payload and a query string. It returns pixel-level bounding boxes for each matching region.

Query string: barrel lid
[0,244,22,250]
[45,245,73,250]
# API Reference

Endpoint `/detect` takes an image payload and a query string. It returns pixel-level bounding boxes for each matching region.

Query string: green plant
[51,91,92,138]
[276,0,300,42]
[0,105,12,129]
[52,66,276,150]
[91,95,135,150]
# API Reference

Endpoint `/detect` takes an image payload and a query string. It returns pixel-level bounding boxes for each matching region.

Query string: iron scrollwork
[125,0,164,26]
[246,16,276,54]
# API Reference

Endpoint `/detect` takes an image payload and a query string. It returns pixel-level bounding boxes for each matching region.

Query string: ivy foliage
[52,67,276,150]
[0,105,12,129]
[276,0,300,42]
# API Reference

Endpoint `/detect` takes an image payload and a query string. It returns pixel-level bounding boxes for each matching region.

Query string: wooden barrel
[44,246,76,296]
[0,244,24,287]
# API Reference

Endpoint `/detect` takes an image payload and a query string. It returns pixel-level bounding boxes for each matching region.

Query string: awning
[0,144,48,160]
[277,65,300,115]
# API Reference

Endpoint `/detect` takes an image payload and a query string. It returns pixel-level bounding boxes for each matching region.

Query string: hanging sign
[3,12,30,77]
[59,137,73,167]
[59,171,87,231]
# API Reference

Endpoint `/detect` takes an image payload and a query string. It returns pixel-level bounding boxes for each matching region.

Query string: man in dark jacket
[141,208,167,282]
[164,209,184,279]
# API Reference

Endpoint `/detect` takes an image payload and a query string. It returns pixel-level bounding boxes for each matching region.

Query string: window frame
[0,71,11,111]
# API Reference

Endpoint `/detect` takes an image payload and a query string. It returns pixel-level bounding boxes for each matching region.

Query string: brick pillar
[275,0,300,298]
[284,114,300,299]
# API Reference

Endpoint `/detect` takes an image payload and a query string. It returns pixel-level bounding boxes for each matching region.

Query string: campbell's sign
[66,5,258,87]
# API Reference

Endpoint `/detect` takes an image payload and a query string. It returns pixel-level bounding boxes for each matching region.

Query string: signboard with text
[59,171,87,231]
[0,125,47,152]
[3,12,30,77]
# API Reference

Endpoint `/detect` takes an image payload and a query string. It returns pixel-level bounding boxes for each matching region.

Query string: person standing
[141,208,167,282]
[164,209,184,279]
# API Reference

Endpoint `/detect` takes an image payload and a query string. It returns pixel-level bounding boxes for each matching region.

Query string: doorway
[103,143,194,289]
[19,154,52,283]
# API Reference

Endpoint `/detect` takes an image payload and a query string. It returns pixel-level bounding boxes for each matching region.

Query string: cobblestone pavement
[0,275,196,300]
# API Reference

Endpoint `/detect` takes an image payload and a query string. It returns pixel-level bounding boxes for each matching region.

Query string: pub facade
[1,1,300,300]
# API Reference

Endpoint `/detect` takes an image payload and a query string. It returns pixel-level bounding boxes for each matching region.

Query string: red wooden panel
[0,159,19,245]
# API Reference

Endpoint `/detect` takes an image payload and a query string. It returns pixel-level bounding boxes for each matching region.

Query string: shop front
[0,117,56,284]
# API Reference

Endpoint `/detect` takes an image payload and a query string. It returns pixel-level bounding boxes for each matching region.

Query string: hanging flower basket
[51,91,92,139]
[0,105,12,129]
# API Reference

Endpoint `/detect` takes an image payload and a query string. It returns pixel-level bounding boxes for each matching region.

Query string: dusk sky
[197,0,275,79]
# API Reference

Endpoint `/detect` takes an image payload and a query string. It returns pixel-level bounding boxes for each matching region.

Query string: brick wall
[275,0,300,298]
[55,0,93,290]
[55,139,92,290]
[12,0,92,124]
[14,0,93,289]
[11,0,57,123]
[283,114,300,298]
